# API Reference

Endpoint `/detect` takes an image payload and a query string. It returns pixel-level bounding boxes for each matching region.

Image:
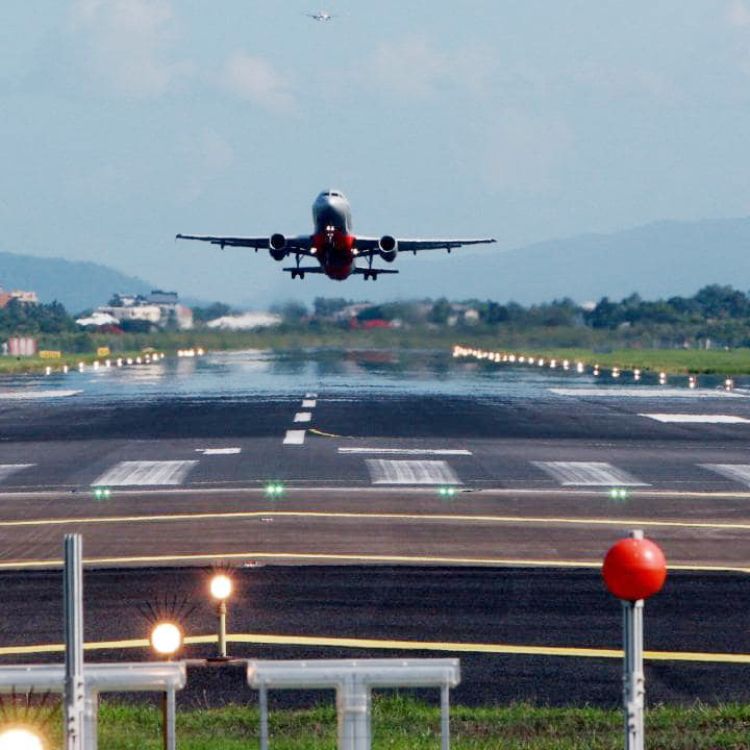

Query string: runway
[0,349,748,704]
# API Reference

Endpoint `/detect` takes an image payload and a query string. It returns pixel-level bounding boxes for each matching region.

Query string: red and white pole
[602,530,667,750]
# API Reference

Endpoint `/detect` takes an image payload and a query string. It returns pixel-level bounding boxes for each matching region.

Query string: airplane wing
[354,237,496,255]
[176,234,313,253]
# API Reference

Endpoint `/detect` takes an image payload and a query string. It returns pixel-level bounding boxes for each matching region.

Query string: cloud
[70,0,191,98]
[728,0,750,27]
[220,53,295,113]
[369,36,497,100]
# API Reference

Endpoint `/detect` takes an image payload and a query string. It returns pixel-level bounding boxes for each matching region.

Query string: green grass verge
[39,698,743,749]
[471,347,750,375]
[0,351,149,375]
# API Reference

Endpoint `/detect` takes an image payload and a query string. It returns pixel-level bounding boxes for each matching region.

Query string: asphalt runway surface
[0,349,748,705]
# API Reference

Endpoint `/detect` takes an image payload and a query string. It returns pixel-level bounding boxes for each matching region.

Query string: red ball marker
[602,534,667,601]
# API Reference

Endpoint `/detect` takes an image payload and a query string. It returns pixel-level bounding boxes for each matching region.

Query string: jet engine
[269,233,287,261]
[378,235,398,263]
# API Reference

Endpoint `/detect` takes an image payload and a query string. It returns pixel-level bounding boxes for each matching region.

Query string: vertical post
[623,599,645,750]
[217,601,227,659]
[83,691,98,750]
[64,534,85,750]
[440,684,450,750]
[162,687,176,750]
[337,677,371,750]
[259,684,269,750]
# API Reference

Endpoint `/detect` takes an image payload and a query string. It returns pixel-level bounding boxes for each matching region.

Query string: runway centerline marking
[302,399,317,408]
[533,461,649,487]
[340,448,472,456]
[283,430,306,446]
[0,464,35,483]
[700,464,750,487]
[91,460,198,487]
[366,459,461,485]
[305,392,318,399]
[294,412,312,423]
[640,413,750,424]
[0,633,747,665]
[3,509,749,533]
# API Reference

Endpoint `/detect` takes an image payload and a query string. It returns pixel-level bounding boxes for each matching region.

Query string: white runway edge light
[210,573,233,601]
[0,728,44,750]
[150,622,183,657]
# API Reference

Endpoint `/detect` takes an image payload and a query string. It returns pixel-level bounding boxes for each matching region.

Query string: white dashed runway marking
[92,461,198,487]
[700,464,750,487]
[302,399,317,408]
[195,448,242,455]
[294,412,312,423]
[533,461,649,487]
[283,430,307,446]
[305,392,318,399]
[0,464,34,483]
[340,448,472,456]
[366,459,461,485]
[640,414,750,424]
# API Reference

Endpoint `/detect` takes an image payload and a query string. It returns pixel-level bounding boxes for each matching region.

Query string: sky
[1,1,750,306]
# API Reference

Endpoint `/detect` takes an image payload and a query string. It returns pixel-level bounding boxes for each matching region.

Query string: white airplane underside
[176,190,496,281]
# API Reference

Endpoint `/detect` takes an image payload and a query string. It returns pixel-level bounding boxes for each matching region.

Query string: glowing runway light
[612,367,620,379]
[92,487,112,500]
[725,378,735,391]
[438,486,457,498]
[576,362,584,374]
[265,482,285,498]
[150,622,183,656]
[688,376,697,389]
[210,573,233,601]
[634,369,641,381]
[609,488,629,501]
[0,727,44,750]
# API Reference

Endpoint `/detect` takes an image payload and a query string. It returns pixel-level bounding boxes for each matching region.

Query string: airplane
[306,11,334,21]
[176,189,496,281]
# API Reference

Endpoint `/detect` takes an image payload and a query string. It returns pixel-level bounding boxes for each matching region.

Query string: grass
[477,347,750,375]
[23,697,741,749]
[0,351,151,375]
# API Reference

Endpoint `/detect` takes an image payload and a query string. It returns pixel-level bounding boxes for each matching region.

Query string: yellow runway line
[1,509,750,533]
[0,633,748,664]
[0,550,748,574]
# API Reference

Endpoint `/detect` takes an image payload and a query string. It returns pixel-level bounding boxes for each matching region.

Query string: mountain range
[3,215,750,311]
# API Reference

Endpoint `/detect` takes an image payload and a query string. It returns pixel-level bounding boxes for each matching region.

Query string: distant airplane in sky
[177,190,496,281]
[306,11,334,21]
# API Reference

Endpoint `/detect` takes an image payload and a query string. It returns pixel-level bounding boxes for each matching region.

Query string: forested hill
[0,250,154,313]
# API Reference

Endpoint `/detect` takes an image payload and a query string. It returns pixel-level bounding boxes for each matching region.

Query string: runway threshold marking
[533,461,649,487]
[3,509,750,533]
[302,399,317,408]
[0,633,748,664]
[0,551,747,574]
[91,460,198,487]
[366,459,462,485]
[700,464,750,487]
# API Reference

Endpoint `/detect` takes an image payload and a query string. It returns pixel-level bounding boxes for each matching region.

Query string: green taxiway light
[265,483,285,498]
[438,486,458,498]
[92,487,112,500]
[609,487,629,501]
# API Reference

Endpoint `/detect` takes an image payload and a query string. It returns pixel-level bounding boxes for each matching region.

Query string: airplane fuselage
[311,190,358,280]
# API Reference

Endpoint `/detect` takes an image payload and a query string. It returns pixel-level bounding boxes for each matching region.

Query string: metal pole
[217,601,227,659]
[64,534,85,750]
[83,691,98,750]
[623,599,645,750]
[162,687,176,750]
[259,684,269,750]
[337,677,371,750]
[440,684,450,750]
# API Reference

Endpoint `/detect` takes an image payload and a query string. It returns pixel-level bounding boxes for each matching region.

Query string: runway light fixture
[438,486,458,498]
[150,622,183,657]
[210,573,234,659]
[210,573,233,601]
[265,482,285,498]
[0,728,44,750]
[609,488,629,502]
[92,487,112,500]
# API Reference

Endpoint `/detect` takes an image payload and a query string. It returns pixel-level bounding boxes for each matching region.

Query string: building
[87,290,193,330]
[0,289,39,309]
